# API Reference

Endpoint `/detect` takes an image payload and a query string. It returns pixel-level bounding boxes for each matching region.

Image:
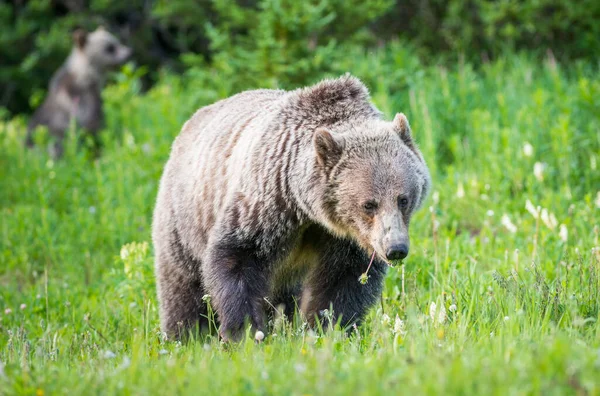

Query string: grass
[1,49,599,395]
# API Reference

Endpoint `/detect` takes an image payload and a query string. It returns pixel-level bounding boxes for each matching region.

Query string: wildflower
[203,343,211,351]
[4,308,11,315]
[525,200,540,219]
[19,304,26,310]
[533,162,545,181]
[88,206,96,214]
[448,304,457,313]
[559,224,568,242]
[432,191,440,204]
[523,142,534,157]
[429,301,446,325]
[429,302,437,321]
[540,209,558,229]
[158,349,168,355]
[103,350,117,359]
[381,313,391,327]
[456,183,465,198]
[486,210,494,217]
[504,316,510,321]
[254,330,265,342]
[393,315,406,335]
[501,214,517,233]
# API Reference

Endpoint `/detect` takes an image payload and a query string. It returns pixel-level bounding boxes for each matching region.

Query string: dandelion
[456,183,465,198]
[254,330,265,342]
[523,142,534,157]
[559,224,568,242]
[19,304,26,310]
[533,162,545,181]
[501,214,517,233]
[540,209,558,229]
[525,199,540,219]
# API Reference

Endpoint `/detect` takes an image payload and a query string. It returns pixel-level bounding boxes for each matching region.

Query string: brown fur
[26,27,131,158]
[152,75,431,340]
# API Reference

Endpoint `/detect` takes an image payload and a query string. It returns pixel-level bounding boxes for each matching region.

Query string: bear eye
[398,197,409,208]
[105,43,116,54]
[362,200,379,213]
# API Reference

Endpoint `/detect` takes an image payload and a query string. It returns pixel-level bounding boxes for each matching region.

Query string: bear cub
[152,75,431,341]
[26,27,131,158]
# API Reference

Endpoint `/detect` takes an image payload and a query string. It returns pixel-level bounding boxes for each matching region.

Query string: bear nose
[386,244,409,261]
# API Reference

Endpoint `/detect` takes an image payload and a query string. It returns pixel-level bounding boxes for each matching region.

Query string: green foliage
[1,48,600,393]
[2,0,599,116]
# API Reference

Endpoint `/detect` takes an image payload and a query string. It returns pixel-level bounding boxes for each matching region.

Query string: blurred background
[2,0,600,117]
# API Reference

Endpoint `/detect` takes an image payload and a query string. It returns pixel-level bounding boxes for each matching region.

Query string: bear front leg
[301,239,387,330]
[204,242,270,342]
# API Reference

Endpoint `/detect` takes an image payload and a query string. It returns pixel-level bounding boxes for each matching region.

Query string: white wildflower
[158,349,168,355]
[381,313,391,327]
[523,142,534,157]
[429,301,446,325]
[501,214,517,233]
[432,191,440,204]
[448,304,457,313]
[540,209,558,229]
[533,162,545,182]
[559,224,568,242]
[103,350,117,359]
[486,210,494,217]
[393,315,406,335]
[203,343,211,351]
[254,330,265,342]
[429,301,436,321]
[456,183,465,198]
[504,316,510,321]
[88,206,96,214]
[525,199,540,219]
[4,308,11,315]
[19,304,26,310]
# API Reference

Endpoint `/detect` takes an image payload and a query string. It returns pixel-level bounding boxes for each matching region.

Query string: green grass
[1,50,599,395]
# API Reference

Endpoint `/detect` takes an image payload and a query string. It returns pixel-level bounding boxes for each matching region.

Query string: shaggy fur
[152,75,431,340]
[26,27,131,158]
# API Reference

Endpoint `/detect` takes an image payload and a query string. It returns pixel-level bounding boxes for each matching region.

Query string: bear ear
[314,128,345,170]
[393,113,413,146]
[73,28,88,49]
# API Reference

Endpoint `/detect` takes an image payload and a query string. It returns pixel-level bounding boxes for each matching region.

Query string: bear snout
[385,243,409,261]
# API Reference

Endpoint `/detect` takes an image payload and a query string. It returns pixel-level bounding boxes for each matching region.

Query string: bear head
[314,112,431,263]
[72,26,132,70]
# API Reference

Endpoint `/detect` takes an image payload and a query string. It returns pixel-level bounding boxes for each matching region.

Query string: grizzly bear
[26,27,131,158]
[152,75,431,340]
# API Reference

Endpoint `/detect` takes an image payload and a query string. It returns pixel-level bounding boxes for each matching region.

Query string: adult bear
[152,75,431,341]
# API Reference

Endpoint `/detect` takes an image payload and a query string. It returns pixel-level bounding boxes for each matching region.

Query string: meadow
[1,46,599,395]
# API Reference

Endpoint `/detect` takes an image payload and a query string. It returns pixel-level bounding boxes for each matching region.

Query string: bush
[1,0,598,116]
